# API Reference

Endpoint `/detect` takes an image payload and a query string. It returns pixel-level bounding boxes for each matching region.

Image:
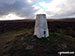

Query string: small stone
[47,38,50,40]
[21,37,24,41]
[4,45,9,49]
[31,38,36,42]
[23,42,27,46]
[6,40,12,44]
[61,44,67,49]
[25,45,34,50]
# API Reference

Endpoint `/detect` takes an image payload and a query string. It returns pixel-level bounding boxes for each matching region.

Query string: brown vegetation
[0,18,75,37]
[0,18,75,56]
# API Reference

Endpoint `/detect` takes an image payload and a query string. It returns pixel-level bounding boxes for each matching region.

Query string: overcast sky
[0,0,75,20]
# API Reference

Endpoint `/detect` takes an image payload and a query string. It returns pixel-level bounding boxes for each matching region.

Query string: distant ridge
[0,18,75,33]
[0,18,75,22]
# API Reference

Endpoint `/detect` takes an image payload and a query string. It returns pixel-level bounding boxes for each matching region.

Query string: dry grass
[0,28,75,56]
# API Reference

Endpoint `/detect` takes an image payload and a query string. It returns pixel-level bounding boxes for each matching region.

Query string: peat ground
[0,19,75,56]
[0,28,75,56]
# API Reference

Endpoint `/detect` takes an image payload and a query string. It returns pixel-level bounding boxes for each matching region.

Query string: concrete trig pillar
[34,14,49,38]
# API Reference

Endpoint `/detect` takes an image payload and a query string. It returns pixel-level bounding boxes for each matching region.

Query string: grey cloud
[0,0,37,18]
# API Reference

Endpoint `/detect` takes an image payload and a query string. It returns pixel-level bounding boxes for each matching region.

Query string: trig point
[34,14,49,38]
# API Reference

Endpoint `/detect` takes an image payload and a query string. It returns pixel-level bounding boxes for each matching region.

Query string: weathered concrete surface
[34,14,49,38]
